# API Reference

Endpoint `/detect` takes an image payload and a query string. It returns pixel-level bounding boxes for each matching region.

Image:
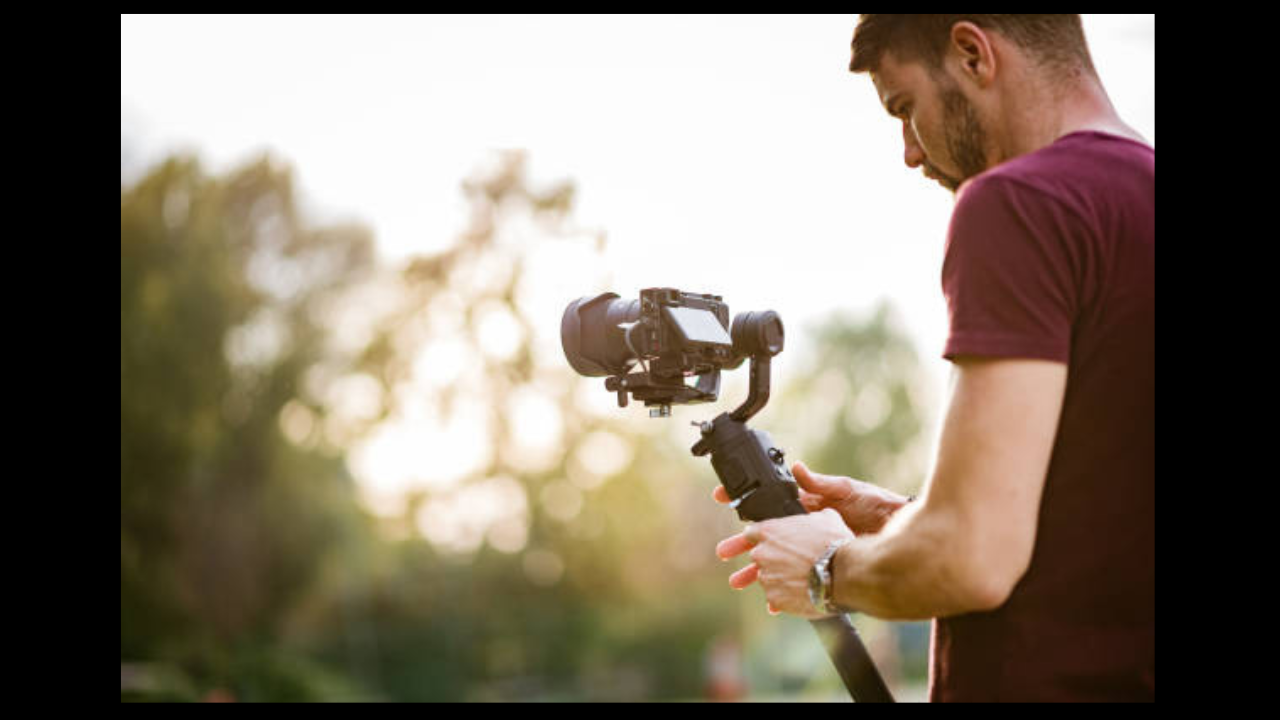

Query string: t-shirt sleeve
[941,175,1079,364]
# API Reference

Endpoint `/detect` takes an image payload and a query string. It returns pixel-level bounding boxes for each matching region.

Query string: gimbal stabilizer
[689,353,893,703]
[561,288,893,702]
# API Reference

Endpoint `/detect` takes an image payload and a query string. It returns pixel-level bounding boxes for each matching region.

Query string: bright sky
[121,14,1155,527]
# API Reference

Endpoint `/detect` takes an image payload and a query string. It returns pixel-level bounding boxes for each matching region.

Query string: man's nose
[902,122,925,169]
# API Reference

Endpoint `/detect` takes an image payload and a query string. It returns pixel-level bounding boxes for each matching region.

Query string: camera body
[561,287,782,416]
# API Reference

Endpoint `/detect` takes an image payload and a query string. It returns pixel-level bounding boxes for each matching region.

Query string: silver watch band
[815,538,852,614]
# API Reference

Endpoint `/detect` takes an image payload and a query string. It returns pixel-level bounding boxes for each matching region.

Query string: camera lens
[561,293,642,377]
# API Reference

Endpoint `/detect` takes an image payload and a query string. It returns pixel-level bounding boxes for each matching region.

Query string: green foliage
[121,150,931,701]
[121,154,380,697]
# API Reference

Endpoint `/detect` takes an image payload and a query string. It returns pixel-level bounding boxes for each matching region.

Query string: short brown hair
[849,14,1096,79]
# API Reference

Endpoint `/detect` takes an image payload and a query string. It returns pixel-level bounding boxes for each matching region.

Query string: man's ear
[949,21,997,88]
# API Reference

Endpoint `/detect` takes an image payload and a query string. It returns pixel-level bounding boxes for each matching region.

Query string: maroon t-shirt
[930,131,1154,701]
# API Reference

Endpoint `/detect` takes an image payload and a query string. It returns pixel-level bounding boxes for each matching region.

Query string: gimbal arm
[729,356,770,424]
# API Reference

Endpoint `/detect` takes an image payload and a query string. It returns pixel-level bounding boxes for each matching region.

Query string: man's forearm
[831,500,995,621]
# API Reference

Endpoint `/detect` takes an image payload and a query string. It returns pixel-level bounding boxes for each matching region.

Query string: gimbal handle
[691,353,894,703]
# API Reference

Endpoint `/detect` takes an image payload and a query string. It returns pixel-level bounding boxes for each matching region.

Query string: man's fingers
[793,461,828,491]
[798,492,824,512]
[729,562,759,589]
[793,461,851,502]
[716,533,754,560]
[712,486,730,504]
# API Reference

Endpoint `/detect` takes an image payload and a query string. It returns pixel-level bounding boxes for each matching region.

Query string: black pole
[810,615,895,702]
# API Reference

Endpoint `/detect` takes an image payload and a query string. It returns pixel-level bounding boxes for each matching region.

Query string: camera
[561,287,783,417]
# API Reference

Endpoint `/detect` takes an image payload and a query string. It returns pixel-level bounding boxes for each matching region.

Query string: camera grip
[691,412,895,702]
[693,415,804,522]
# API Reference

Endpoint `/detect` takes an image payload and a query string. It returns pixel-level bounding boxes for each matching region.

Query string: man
[713,15,1153,701]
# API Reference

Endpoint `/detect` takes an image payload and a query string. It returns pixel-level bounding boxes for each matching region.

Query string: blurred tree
[121,154,383,700]
[315,150,745,700]
[120,150,934,702]
[120,150,740,701]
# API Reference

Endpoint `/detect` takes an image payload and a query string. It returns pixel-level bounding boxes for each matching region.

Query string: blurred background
[120,14,1155,701]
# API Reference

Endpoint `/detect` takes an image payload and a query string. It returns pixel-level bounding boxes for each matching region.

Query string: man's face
[871,52,991,193]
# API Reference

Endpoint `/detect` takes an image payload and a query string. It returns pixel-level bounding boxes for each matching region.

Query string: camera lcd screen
[665,306,732,347]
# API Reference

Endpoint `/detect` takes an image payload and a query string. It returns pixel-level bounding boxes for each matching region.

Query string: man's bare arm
[832,356,1068,620]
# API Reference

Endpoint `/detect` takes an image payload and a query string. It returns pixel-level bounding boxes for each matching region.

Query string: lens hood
[561,293,623,377]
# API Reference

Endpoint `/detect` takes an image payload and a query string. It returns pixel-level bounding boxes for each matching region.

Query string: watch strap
[815,538,852,615]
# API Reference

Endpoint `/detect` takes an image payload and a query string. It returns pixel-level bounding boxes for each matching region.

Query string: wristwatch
[808,538,852,615]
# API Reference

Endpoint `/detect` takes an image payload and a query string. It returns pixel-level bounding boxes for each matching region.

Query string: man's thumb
[795,462,856,503]
[793,461,836,495]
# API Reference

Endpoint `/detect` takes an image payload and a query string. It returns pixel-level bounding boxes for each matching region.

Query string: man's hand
[715,508,855,618]
[711,461,911,535]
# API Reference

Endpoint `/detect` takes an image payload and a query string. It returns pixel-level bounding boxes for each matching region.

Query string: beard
[931,81,990,193]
